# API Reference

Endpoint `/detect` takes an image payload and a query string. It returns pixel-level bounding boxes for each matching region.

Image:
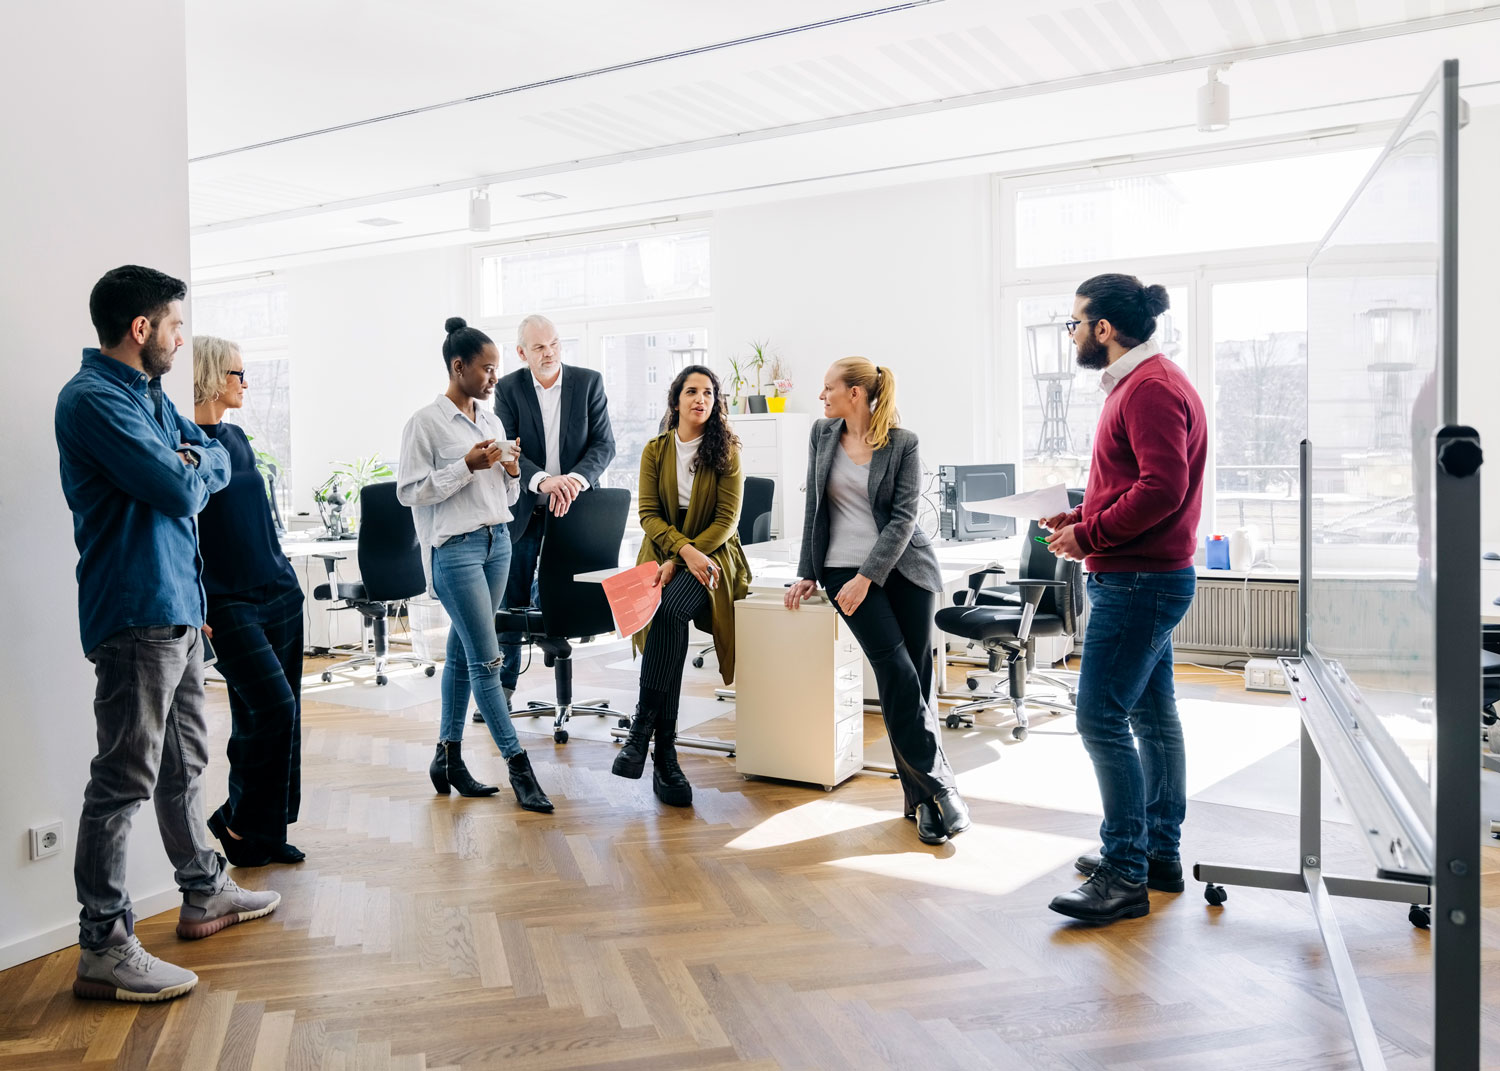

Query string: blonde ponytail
[831,356,900,450]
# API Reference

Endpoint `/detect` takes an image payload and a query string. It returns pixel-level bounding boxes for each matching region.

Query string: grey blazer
[797,419,943,594]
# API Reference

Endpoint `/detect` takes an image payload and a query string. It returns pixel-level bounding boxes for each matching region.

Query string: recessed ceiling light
[358,217,401,227]
[519,191,566,202]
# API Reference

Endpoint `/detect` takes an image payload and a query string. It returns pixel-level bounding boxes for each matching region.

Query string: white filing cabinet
[733,412,811,543]
[733,593,863,790]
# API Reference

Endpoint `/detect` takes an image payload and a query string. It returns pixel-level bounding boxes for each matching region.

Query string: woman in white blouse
[397,317,552,812]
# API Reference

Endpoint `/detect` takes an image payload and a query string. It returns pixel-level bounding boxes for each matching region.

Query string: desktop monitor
[938,463,1017,541]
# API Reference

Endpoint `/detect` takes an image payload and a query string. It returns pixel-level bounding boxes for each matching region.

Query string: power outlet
[29,822,64,861]
[1244,657,1290,694]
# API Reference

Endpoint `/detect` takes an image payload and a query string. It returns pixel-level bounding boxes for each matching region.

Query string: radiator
[1078,577,1299,658]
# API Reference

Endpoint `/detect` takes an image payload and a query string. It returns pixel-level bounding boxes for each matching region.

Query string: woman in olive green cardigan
[614,365,750,806]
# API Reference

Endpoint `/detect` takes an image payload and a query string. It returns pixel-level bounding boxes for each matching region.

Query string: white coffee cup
[492,439,519,462]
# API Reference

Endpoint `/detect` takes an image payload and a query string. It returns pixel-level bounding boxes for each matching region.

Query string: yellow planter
[767,397,786,412]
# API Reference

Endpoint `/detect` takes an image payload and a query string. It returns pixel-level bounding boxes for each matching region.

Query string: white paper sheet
[960,483,1071,520]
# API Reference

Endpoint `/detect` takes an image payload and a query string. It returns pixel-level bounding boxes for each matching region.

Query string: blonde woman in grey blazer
[785,357,969,846]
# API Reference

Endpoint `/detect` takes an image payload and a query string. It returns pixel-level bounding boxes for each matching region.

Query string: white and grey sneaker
[74,934,198,1003]
[176,877,281,940]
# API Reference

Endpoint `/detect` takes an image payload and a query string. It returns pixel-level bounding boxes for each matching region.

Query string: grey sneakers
[176,877,282,940]
[74,932,198,1003]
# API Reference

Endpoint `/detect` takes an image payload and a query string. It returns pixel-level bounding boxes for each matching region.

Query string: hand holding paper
[600,562,663,639]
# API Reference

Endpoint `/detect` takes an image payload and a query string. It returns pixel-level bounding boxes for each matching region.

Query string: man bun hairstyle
[441,316,493,374]
[89,264,187,348]
[1075,273,1169,347]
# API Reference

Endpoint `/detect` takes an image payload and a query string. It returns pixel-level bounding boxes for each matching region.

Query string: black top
[196,422,292,596]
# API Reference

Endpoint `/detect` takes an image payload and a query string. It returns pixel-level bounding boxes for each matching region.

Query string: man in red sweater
[1041,273,1206,924]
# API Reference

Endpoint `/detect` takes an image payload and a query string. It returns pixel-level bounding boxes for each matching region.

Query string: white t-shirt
[675,432,702,509]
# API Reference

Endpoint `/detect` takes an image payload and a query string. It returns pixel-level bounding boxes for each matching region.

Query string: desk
[280,533,363,651]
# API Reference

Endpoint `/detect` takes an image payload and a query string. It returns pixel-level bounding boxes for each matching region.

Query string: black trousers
[822,567,956,809]
[639,569,710,717]
[205,569,304,844]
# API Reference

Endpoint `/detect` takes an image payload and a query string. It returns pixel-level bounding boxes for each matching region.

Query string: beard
[1075,332,1109,371]
[139,333,175,378]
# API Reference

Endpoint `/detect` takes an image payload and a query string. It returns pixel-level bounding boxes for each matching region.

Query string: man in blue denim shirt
[56,265,281,1003]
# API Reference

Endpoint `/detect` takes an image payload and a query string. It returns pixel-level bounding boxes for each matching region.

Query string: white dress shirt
[1100,339,1164,394]
[526,367,590,494]
[397,394,521,594]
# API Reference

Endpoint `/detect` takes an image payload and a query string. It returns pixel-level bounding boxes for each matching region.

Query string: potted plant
[726,354,748,414]
[765,354,792,413]
[314,453,393,536]
[743,340,770,413]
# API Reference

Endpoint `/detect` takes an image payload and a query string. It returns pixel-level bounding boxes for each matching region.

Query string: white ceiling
[186,0,1500,277]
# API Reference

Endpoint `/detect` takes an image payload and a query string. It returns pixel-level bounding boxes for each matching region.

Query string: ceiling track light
[468,187,492,232]
[1197,63,1231,133]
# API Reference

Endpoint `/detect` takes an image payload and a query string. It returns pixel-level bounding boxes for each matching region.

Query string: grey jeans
[76,625,225,950]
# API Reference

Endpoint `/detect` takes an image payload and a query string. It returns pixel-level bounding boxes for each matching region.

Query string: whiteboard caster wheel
[1408,905,1430,929]
[1204,884,1228,907]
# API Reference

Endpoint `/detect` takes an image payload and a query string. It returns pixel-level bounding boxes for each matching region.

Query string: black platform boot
[507,750,554,813]
[612,697,659,779]
[430,741,499,797]
[651,709,693,808]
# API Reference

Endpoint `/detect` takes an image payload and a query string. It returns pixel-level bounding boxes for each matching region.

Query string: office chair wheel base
[618,717,631,729]
[1409,905,1431,929]
[321,672,332,683]
[945,714,964,729]
[965,677,979,691]
[376,674,389,686]
[1204,884,1228,907]
[692,656,705,668]
[553,729,569,744]
[1011,726,1028,741]
[425,665,435,677]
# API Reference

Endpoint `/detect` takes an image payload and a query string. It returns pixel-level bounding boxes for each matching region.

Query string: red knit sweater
[1060,354,1206,573]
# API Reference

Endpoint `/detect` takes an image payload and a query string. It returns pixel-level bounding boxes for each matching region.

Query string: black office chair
[933,491,1085,740]
[691,475,773,670]
[496,487,631,744]
[313,480,436,686]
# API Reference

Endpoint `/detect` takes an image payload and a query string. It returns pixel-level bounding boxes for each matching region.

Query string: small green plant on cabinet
[330,454,394,506]
[745,339,771,394]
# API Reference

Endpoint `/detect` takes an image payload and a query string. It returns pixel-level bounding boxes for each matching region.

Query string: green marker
[1034,535,1050,544]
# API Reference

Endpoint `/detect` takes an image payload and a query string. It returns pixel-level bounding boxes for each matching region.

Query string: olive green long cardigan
[631,430,750,685]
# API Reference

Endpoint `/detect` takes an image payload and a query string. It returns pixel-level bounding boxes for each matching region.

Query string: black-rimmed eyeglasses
[1064,318,1095,333]
[226,370,247,383]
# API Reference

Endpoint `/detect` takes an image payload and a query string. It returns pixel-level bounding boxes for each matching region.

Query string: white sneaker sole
[73,975,198,1002]
[175,890,282,940]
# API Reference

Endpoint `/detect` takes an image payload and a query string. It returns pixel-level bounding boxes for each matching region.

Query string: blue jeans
[498,510,543,691]
[431,525,522,757]
[1075,567,1196,884]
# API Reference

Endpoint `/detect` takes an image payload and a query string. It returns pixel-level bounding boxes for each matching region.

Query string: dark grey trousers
[76,625,225,950]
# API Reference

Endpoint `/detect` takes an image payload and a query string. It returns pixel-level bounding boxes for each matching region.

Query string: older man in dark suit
[488,314,616,712]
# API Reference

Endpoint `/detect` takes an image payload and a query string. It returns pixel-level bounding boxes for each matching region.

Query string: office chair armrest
[960,566,1008,605]
[312,553,343,602]
[1008,578,1066,641]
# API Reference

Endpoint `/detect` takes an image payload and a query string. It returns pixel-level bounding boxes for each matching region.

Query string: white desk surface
[279,532,356,558]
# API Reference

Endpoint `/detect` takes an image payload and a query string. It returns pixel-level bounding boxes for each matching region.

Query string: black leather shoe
[507,750,554,813]
[612,705,656,780]
[1074,851,1184,893]
[914,799,948,845]
[270,842,305,864]
[207,812,274,868]
[934,788,971,838]
[1049,868,1149,923]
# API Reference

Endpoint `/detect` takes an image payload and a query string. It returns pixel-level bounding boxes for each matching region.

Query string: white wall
[284,247,468,515]
[1458,103,1500,542]
[0,0,191,970]
[713,177,995,470]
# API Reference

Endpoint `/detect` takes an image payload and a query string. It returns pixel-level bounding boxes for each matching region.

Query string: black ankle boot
[651,712,693,807]
[432,741,499,797]
[507,750,554,813]
[612,703,657,779]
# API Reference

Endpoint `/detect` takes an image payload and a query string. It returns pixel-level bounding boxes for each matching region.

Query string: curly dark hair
[665,364,740,476]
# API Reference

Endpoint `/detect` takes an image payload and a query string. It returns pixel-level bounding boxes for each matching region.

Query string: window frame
[993,132,1389,558]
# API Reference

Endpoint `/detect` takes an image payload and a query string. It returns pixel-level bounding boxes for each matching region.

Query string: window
[191,283,292,516]
[1015,150,1378,268]
[1002,141,1384,552]
[597,328,709,493]
[477,230,710,317]
[1212,279,1306,546]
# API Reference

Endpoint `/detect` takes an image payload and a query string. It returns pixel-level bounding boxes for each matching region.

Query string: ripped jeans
[431,524,522,757]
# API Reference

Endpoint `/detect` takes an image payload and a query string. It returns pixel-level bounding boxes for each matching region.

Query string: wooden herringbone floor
[3,648,1498,1070]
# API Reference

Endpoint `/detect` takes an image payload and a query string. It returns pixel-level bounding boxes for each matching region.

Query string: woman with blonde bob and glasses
[785,357,969,845]
[192,336,305,867]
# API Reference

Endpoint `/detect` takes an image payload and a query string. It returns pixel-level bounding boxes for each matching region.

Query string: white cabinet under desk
[733,593,864,791]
